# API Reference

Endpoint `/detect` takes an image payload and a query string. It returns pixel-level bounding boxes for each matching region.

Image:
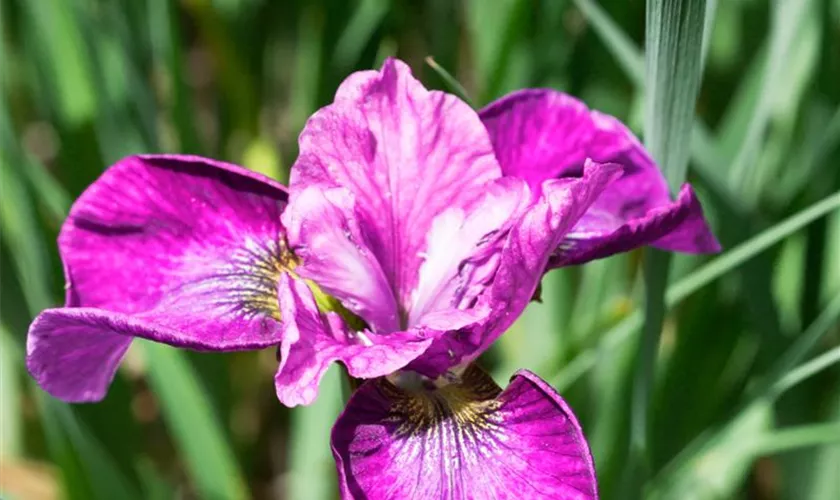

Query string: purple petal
[480,89,719,266]
[283,186,400,334]
[27,307,255,402]
[274,274,435,407]
[407,177,530,330]
[559,184,720,266]
[332,365,598,499]
[409,161,622,376]
[59,154,289,348]
[289,58,502,314]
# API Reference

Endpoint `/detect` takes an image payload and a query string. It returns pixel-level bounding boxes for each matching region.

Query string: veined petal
[332,365,598,499]
[283,186,399,333]
[27,307,259,402]
[559,184,720,266]
[407,177,530,329]
[59,155,290,347]
[409,161,622,376]
[30,155,293,402]
[289,58,502,313]
[275,274,435,407]
[479,89,719,267]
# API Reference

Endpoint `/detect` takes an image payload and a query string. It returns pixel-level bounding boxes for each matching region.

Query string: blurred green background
[1,0,839,498]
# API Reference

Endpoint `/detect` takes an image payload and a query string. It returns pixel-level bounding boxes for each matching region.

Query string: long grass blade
[753,423,840,456]
[0,324,23,458]
[727,0,812,194]
[289,5,324,134]
[287,366,343,500]
[553,190,840,391]
[572,0,644,87]
[754,291,840,401]
[627,0,708,487]
[143,342,249,500]
[651,290,840,490]
[148,0,202,153]
[424,57,474,107]
[773,344,840,396]
[644,0,707,192]
[333,0,389,70]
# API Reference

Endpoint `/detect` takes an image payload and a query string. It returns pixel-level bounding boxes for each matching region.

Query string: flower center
[236,235,367,330]
[383,364,504,437]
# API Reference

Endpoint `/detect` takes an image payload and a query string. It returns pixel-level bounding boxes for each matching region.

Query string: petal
[407,177,530,329]
[480,89,719,266]
[274,274,435,407]
[27,307,251,402]
[332,365,598,499]
[59,154,289,348]
[283,185,400,333]
[289,58,502,311]
[559,184,721,266]
[409,161,622,376]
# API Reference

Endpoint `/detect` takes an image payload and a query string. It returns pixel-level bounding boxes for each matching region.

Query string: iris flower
[27,59,718,499]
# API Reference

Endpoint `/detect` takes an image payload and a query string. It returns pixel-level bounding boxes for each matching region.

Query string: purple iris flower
[26,58,718,498]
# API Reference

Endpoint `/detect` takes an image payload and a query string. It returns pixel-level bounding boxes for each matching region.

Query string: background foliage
[1,0,839,498]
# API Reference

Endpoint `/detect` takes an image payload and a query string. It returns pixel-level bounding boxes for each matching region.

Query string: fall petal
[59,154,290,347]
[332,366,598,499]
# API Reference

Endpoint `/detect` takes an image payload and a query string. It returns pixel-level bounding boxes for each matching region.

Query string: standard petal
[480,89,719,266]
[332,365,598,500]
[407,177,530,330]
[59,154,289,348]
[26,307,250,402]
[274,274,435,407]
[289,58,502,310]
[283,186,400,334]
[409,161,622,376]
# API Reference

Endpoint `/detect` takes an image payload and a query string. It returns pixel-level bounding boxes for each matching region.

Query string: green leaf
[0,148,55,316]
[652,289,840,493]
[0,324,23,457]
[332,0,389,71]
[148,0,203,154]
[142,342,248,500]
[465,0,528,102]
[753,422,840,456]
[44,398,141,500]
[572,0,644,87]
[647,401,773,500]
[644,0,707,192]
[755,290,840,401]
[290,5,324,135]
[727,0,814,197]
[287,365,344,500]
[18,0,97,126]
[773,344,840,396]
[627,0,708,487]
[809,390,840,499]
